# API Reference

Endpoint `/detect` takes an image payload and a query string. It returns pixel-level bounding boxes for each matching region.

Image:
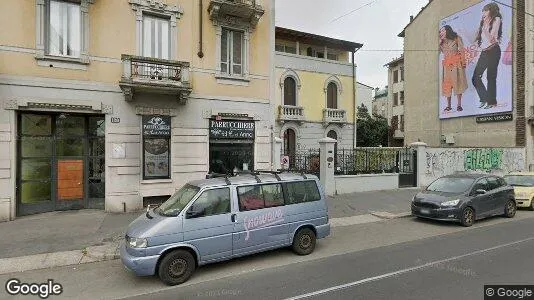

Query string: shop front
[17,113,105,216]
[209,118,255,174]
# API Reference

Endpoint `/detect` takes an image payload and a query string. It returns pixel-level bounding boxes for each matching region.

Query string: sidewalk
[0,188,417,274]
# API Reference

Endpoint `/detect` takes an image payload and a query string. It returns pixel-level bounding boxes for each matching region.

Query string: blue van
[120,172,330,285]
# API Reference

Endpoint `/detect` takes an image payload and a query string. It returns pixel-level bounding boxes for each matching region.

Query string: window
[275,44,296,54]
[285,181,321,204]
[306,47,313,57]
[400,91,405,105]
[400,67,404,81]
[143,15,170,59]
[317,52,324,59]
[221,28,244,76]
[486,177,501,190]
[327,53,338,61]
[186,188,231,218]
[142,115,171,180]
[393,92,399,106]
[327,82,338,109]
[400,115,405,131]
[472,178,489,193]
[47,0,81,57]
[393,70,399,83]
[284,77,297,106]
[238,184,284,211]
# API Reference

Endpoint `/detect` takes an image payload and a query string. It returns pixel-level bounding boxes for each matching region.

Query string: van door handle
[231,214,237,223]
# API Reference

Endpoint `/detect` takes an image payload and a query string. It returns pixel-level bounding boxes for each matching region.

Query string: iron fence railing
[333,147,415,175]
[284,148,320,178]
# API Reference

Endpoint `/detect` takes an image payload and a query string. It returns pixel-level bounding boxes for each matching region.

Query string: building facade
[385,56,405,146]
[356,82,374,115]
[400,0,531,156]
[372,86,388,119]
[273,27,362,163]
[0,0,275,220]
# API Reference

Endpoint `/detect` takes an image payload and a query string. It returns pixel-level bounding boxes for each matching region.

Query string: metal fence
[284,148,320,178]
[334,147,412,175]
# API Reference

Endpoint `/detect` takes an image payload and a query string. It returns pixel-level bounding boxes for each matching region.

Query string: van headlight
[441,199,460,207]
[127,236,148,248]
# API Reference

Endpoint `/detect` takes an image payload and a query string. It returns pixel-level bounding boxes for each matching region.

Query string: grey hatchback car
[411,173,516,227]
[120,172,330,285]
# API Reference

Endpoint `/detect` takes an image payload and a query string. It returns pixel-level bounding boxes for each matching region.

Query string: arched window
[284,129,296,168]
[327,82,338,109]
[283,77,297,106]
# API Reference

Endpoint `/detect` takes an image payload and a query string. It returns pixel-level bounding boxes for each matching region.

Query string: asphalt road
[127,216,534,300]
[1,211,533,299]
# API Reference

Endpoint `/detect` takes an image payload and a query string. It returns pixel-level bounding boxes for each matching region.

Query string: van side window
[186,188,230,218]
[237,183,284,211]
[285,181,321,204]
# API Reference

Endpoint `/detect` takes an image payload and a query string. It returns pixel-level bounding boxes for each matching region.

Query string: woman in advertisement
[472,2,503,109]
[440,25,468,112]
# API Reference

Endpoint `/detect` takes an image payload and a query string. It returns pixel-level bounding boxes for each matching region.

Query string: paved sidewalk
[0,188,418,274]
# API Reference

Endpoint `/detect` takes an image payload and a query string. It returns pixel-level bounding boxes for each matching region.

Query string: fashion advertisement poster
[144,138,169,178]
[438,0,512,119]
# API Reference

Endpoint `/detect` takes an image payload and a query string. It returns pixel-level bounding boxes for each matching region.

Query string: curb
[0,242,121,275]
[0,213,413,275]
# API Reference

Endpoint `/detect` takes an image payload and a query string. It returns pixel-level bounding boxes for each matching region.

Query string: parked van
[120,172,330,285]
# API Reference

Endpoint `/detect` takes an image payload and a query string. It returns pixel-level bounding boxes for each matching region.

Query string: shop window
[142,115,171,180]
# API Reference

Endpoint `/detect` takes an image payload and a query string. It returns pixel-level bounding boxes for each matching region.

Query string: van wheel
[292,228,316,255]
[504,200,516,218]
[460,207,475,227]
[158,250,196,286]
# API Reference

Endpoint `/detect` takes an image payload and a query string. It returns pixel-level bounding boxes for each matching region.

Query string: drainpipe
[352,48,360,148]
[197,0,204,58]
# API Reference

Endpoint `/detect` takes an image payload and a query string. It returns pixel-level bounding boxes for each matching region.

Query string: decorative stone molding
[135,107,177,116]
[4,99,109,114]
[128,0,183,59]
[208,0,264,29]
[101,104,113,115]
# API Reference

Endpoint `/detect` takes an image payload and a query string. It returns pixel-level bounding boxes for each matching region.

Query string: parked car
[503,172,534,210]
[411,173,516,227]
[120,172,330,285]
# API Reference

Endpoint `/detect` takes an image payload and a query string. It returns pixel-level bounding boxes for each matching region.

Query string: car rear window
[285,181,321,204]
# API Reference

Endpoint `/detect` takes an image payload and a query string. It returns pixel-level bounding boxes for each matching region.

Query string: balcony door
[284,77,296,106]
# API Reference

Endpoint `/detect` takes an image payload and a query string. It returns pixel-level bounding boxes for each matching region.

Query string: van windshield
[155,184,200,217]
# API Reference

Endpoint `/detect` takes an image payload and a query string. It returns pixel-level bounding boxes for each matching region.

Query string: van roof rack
[254,170,282,181]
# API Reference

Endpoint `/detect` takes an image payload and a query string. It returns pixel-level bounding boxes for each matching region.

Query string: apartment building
[385,55,405,146]
[274,26,362,164]
[0,0,275,220]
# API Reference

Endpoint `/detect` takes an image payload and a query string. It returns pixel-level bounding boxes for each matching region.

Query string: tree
[356,104,388,147]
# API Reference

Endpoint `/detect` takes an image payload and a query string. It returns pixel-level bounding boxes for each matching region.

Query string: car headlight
[441,199,460,207]
[127,236,148,248]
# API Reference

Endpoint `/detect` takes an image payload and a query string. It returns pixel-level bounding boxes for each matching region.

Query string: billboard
[438,0,512,119]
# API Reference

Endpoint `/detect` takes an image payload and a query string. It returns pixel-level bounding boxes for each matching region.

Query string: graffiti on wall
[424,148,525,186]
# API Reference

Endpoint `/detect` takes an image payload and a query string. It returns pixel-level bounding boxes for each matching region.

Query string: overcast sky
[275,0,430,89]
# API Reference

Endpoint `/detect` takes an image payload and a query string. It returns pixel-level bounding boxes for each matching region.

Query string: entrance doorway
[17,113,105,216]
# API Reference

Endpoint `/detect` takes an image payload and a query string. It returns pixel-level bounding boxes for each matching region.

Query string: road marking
[284,236,534,300]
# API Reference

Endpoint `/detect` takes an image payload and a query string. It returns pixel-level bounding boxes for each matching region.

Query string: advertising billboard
[438,0,512,119]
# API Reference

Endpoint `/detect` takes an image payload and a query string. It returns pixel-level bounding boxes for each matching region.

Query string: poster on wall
[144,139,169,178]
[438,0,512,119]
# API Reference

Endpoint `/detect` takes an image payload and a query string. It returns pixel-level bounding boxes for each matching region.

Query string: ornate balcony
[119,55,192,104]
[278,105,305,124]
[323,108,347,125]
[393,129,405,139]
[208,0,264,28]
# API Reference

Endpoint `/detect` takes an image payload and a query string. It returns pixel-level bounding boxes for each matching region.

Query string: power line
[328,0,380,24]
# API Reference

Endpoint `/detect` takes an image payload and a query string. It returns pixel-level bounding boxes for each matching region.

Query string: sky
[275,0,430,90]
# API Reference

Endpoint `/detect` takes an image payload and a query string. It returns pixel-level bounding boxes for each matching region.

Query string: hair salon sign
[142,115,171,136]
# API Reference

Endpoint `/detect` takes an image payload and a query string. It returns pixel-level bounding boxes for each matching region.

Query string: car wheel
[504,200,517,218]
[292,228,316,256]
[158,250,196,286]
[460,207,475,227]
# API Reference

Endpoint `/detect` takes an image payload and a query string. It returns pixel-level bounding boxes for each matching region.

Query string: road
[1,211,533,299]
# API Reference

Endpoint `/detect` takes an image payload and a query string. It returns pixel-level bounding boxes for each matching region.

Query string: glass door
[18,114,55,215]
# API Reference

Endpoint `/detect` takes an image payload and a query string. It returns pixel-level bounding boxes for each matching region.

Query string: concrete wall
[334,174,399,194]
[423,147,526,186]
[403,0,521,147]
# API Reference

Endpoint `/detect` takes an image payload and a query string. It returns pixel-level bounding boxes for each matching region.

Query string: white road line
[284,236,534,300]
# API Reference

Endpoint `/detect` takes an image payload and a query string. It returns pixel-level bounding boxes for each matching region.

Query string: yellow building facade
[274,27,361,167]
[0,0,275,220]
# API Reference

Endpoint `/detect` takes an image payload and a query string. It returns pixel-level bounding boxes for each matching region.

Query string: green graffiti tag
[464,149,503,171]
